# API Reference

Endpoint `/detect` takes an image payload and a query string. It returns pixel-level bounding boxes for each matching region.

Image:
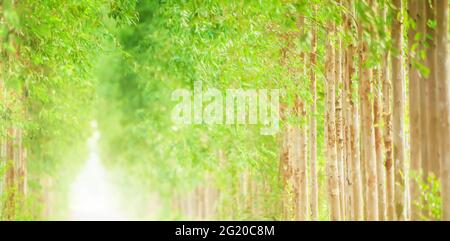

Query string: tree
[407,0,421,220]
[335,17,346,220]
[435,0,449,220]
[426,0,440,180]
[375,1,386,220]
[343,0,354,219]
[326,22,341,220]
[382,3,395,221]
[309,11,318,220]
[419,0,430,182]
[298,100,308,220]
[344,0,364,221]
[391,0,407,220]
[359,1,379,220]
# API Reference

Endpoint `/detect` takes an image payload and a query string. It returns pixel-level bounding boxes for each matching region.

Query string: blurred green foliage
[95,0,331,220]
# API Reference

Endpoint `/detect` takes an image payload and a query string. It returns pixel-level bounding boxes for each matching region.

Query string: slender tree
[359,2,379,220]
[3,128,15,220]
[346,0,363,221]
[297,22,309,219]
[435,0,449,220]
[288,124,298,219]
[335,20,346,220]
[0,55,5,199]
[381,3,395,221]
[343,0,354,219]
[374,67,386,220]
[419,1,430,181]
[309,12,319,220]
[299,104,308,220]
[326,23,341,220]
[374,2,386,220]
[391,0,406,220]
[426,0,440,180]
[407,0,421,220]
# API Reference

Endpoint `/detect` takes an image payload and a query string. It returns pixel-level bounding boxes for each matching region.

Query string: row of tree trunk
[278,0,449,220]
[409,0,450,220]
[0,0,29,220]
[173,185,220,220]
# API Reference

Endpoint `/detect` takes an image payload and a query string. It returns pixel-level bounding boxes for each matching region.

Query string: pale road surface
[69,121,127,220]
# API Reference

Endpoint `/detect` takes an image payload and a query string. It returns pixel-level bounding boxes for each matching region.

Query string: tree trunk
[3,128,16,220]
[391,0,406,220]
[384,59,395,221]
[373,0,386,221]
[426,0,440,180]
[374,67,386,220]
[418,3,430,184]
[343,8,354,218]
[0,71,5,197]
[349,50,364,221]
[302,46,309,220]
[345,1,363,221]
[359,13,379,220]
[288,125,299,220]
[326,26,341,220]
[335,28,346,220]
[381,5,395,221]
[279,120,290,219]
[309,15,319,221]
[299,120,308,220]
[435,0,449,220]
[17,129,26,196]
[407,0,421,220]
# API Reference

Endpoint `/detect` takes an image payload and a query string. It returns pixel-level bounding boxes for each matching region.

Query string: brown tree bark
[0,66,5,198]
[335,27,346,220]
[343,6,354,219]
[373,1,386,221]
[418,2,430,183]
[426,0,440,180]
[326,25,341,220]
[407,0,422,220]
[299,115,308,220]
[383,55,395,221]
[358,10,379,220]
[345,0,363,221]
[374,67,386,220]
[391,0,407,221]
[278,113,290,219]
[349,51,364,221]
[309,14,319,221]
[299,45,309,220]
[379,0,395,222]
[435,0,449,220]
[288,124,299,220]
[3,128,16,220]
